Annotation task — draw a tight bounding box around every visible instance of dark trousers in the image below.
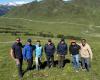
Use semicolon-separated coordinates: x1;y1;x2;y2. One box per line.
27;58;33;70
15;58;23;78
58;54;65;68
81;57;90;71
46;55;54;68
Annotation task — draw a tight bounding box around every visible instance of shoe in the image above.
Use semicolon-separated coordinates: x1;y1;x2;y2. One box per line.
75;70;79;73
82;69;86;71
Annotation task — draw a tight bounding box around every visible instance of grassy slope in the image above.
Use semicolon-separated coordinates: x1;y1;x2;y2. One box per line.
0;35;100;80
0;15;100;80
0;0;100;80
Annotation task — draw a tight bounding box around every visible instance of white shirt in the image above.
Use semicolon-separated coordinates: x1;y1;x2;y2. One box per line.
79;43;93;59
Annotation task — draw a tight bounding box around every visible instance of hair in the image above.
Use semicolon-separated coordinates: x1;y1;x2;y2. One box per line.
81;39;86;42
48;39;52;42
37;40;40;42
36;40;41;46
16;37;20;39
16;37;20;41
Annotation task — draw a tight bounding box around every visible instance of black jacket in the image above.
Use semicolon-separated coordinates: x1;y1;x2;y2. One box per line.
44;43;55;56
57;43;68;55
12;42;23;59
69;44;80;55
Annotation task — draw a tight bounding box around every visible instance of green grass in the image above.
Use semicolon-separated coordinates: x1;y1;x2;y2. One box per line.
0;36;100;80
0;16;97;36
0;1;100;79
0;16;100;80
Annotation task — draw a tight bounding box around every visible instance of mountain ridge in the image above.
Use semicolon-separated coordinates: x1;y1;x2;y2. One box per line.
4;0;100;20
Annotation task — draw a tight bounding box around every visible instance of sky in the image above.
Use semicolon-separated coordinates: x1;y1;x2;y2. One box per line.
0;0;70;4
0;0;34;4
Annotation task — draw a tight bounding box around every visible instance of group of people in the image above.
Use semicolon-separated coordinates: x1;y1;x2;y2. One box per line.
10;37;93;79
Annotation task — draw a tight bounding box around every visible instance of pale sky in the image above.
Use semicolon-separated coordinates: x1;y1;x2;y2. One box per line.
0;0;70;4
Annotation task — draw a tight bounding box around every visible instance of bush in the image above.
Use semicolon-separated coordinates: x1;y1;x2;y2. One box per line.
57;34;64;38
64;35;82;40
24;32;34;36
38;32;54;38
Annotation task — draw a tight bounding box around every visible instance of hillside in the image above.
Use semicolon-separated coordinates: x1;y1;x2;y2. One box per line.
0;0;100;36
5;0;100;19
0;1;100;80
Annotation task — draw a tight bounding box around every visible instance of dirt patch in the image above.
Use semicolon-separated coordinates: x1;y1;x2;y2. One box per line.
33;72;48;78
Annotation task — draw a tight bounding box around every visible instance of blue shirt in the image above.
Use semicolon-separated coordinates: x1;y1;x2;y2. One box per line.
23;44;35;60
35;45;43;58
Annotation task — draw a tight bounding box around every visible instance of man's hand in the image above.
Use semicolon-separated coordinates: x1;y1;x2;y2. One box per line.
15;59;20;65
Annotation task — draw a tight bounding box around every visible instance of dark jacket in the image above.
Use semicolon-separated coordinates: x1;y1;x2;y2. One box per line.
44;43;55;56
57;43;68;55
12;42;23;59
69;44;80;55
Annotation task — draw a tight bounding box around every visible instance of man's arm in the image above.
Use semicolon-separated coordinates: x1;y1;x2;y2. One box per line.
44;44;46;54
65;44;68;55
10;49;15;60
87;45;93;61
57;44;59;54
22;46;27;60
53;44;56;54
41;47;43;55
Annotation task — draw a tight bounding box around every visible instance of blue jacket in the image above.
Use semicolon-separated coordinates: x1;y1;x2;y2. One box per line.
44;43;55;56
35;45;43;58
57;43;68;55
22;44;35;60
69;44;80;55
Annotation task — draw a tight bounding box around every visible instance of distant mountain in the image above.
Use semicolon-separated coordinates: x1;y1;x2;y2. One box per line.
0;5;15;16
5;0;100;18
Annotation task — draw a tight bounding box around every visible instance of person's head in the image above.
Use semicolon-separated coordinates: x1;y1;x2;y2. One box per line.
71;40;76;45
27;38;32;45
16;37;21;43
60;38;65;44
70;39;76;45
81;39;86;46
48;39;52;45
36;40;41;46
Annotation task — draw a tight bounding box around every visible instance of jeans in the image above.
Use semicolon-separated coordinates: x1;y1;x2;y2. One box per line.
46;55;54;68
81;57;90;71
72;54;80;70
35;57;41;70
58;54;65;68
27;58;33;70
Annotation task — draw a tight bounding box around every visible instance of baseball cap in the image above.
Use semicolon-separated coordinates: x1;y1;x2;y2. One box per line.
27;38;32;42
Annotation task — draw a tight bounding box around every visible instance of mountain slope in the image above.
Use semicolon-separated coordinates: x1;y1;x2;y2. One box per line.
4;0;100;20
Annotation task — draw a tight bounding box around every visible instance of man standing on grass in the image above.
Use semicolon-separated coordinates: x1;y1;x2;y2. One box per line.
57;38;68;68
44;39;55;68
10;37;23;79
23;39;36;71
79;39;93;72
69;40;80;72
35;40;43;70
